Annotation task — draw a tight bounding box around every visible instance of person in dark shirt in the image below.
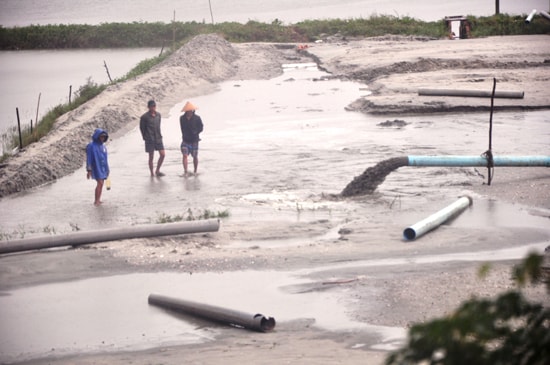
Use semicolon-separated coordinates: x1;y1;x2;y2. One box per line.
179;101;204;176
139;99;165;177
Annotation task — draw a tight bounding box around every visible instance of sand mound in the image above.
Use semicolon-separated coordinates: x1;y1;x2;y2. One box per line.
0;35;304;198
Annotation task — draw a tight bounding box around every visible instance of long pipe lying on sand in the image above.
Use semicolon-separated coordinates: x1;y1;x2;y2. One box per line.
148;294;276;332
0;219;220;255
418;88;524;99
403;196;472;240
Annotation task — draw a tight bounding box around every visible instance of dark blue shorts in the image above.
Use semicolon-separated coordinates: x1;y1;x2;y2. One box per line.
145;141;164;153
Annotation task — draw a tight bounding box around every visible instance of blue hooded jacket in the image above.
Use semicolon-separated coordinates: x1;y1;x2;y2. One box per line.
86;128;110;180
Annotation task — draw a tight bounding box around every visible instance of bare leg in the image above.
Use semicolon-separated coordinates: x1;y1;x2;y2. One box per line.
155;149;165;176
148;151;155;177
94;179;105;205
182;154;189;175
193;156;199;174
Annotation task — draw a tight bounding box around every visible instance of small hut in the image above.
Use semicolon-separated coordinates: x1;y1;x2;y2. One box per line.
444;16;472;39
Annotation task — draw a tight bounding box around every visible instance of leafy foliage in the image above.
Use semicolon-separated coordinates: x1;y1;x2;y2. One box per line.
1;14;548;50
385;252;550;365
469;13;550;37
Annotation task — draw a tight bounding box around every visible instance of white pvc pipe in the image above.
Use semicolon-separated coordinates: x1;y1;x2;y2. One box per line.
0;219;220;255
525;9;538;23
403;196;472;241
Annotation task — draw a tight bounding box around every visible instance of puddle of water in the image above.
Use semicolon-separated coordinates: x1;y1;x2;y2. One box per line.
1;239;546;363
0;62;548;245
0;270;402;363
392;195;550;235
228;223;344;249
452;197;550;230
298;241;549;275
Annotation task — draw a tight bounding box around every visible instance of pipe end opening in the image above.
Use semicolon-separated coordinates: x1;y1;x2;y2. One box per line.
261;316;276;331
254;314;276;332
403;228;416;241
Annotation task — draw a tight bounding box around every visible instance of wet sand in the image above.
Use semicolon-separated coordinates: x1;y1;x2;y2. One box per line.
0;34;549;364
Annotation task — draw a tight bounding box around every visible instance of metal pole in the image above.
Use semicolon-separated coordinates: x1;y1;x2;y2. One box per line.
486;78;497;185
148;294;276;332
418;88;524;99
0;219;220;255
407;155;550;167
403;196;472;240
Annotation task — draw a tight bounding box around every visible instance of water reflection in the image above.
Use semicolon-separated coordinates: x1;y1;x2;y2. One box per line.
0;48;160;133
184;176;202;191
0;270;404;363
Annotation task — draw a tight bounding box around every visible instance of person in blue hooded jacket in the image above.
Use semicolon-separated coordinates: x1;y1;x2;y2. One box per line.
86;128;110;205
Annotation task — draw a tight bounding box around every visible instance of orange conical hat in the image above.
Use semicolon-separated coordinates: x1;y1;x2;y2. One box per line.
181;101;198;112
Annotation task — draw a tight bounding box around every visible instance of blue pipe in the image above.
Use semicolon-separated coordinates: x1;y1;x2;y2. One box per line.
407;155;550;167
404;196;472;241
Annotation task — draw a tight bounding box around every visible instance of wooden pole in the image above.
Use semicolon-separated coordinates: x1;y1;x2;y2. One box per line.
103;60;112;83
16;107;23;149
69;85;72;104
495;0;500;15
209;0;214;25
172;10;176;50
35;92;41;127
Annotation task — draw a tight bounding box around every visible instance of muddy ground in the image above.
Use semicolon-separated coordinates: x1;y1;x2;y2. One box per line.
0;34;549;364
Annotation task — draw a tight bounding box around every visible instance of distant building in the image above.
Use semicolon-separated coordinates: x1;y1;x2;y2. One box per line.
444;16;472;39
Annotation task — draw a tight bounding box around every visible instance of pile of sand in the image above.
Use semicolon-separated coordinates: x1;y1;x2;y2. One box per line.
0;34;304;198
1;34;548;199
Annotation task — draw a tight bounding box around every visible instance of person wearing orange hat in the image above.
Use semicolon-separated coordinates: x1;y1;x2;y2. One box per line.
179;101;203;176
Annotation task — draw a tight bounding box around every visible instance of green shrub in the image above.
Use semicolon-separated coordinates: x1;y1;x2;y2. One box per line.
1;14;548;50
386;253;550;365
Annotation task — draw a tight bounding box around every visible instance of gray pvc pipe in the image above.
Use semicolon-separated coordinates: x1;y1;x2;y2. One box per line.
418;88;524;99
404;196;472;240
148;294;276;332
0;219;220;255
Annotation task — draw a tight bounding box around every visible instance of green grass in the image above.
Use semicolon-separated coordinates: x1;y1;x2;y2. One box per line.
155;209;230;224
1;14;547;50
